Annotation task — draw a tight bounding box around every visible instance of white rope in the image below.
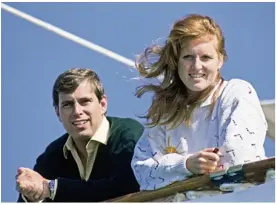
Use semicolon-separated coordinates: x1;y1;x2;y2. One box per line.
1;3;136;68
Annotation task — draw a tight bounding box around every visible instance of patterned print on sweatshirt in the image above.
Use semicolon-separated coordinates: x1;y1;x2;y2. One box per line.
131;79;268;190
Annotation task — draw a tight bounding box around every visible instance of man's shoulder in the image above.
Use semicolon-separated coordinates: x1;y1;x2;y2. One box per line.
108;116;144;131
43;133;69;156
107;116;144;142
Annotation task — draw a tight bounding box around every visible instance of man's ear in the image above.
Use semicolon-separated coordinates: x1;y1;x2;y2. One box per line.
55;106;62;122
100;95;108;115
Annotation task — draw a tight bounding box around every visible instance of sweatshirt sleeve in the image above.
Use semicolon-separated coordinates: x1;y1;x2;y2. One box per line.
217;79;268;169
131;125;193;190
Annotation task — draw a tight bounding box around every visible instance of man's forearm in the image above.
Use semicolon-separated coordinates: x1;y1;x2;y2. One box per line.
53;172;138;202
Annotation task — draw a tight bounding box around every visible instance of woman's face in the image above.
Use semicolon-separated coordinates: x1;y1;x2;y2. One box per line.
178;36;223;95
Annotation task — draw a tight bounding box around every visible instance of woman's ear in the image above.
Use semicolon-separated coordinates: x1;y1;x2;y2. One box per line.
217;55;224;71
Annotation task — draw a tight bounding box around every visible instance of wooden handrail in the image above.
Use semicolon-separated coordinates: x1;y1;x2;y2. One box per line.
107;157;275;202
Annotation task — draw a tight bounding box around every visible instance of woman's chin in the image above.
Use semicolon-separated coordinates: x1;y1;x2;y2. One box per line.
188;84;207;92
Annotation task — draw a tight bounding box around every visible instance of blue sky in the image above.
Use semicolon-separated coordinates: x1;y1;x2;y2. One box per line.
1;2;275;202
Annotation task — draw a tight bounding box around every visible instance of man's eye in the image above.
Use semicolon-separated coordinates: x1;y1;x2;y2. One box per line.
80;99;92;105
62;103;71;108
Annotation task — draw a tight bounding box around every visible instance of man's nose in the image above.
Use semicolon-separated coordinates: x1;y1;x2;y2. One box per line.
73;103;83;115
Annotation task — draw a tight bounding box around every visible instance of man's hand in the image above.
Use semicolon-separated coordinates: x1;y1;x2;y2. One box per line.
16;167;50;202
186;148;222;174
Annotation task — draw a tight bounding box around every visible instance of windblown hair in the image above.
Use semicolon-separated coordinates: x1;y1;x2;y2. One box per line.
136;14;227;129
52;68;104;108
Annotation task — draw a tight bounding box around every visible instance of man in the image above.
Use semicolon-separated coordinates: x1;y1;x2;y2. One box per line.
16;68;144;202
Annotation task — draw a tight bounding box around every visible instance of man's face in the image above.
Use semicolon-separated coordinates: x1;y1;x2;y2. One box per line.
56;80;107;141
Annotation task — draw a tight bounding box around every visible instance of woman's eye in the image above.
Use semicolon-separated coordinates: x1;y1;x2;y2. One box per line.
202;55;212;60
183;55;193;59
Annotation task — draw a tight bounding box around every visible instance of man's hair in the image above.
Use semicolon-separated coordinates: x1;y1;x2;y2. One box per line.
52;68;104;108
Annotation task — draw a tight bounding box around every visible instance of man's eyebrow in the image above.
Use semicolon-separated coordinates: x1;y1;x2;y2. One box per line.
61;99;74;104
78;97;93;101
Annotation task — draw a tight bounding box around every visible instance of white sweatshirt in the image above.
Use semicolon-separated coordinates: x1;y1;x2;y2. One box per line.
131;79;268;191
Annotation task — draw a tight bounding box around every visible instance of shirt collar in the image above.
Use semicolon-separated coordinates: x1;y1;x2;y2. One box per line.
63;116;110;159
200;79;226;107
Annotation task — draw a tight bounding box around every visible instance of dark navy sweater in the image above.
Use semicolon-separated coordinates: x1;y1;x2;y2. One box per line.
18;116;144;202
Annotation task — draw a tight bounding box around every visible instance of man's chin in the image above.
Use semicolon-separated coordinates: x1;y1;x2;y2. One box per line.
71;130;93;139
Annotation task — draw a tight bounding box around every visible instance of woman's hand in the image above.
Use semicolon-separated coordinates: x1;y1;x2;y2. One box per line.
186;148;221;174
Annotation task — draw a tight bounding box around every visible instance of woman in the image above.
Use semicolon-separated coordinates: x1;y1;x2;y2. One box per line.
131;14;268;191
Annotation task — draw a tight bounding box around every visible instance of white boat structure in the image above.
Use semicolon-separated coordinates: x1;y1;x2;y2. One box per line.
2;3;275;202
261;100;275;140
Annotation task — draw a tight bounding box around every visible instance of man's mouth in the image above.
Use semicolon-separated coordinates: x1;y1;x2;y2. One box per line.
72;119;89;125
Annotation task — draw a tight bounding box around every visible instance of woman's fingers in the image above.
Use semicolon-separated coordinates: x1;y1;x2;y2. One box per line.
187;150;222;174
200;151;220;162
198;157;217;172
203;147;223;156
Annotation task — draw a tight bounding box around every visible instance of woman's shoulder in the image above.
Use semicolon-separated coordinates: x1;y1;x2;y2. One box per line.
222;78;255;92
224;78;254;89
221;78;257;99
218;78;261;109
